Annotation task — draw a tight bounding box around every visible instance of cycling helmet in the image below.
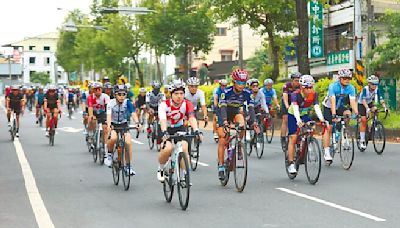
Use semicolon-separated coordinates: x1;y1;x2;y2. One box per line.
152;80;161;89
264;78;274;85
338;68;352;78
290;72;302;79
125;83;131;89
48;85;57;90
114;84;127;93
164;85;170;91
367;75;379;85
169;79;185;93
11;85;20;90
139;87;146;93
247;78;259;87
219;79;228;85
299;75;315;87
103;76;109;80
231;69;249;82
104;82;113;89
92;82;103;89
187;77;200;86
22;85;27;90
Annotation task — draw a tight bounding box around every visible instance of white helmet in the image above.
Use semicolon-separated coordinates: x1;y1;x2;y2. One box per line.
187;77;200;86
152;81;161;89
125;83;131;89
169;79;186;93
299;75;315;87
219;79;228;85
139;87;146;93
338;68;352;78
367;75;379;85
264;78;274;85
248;78;259;86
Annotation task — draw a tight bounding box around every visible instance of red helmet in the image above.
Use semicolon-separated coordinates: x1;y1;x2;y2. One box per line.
231;69;249;82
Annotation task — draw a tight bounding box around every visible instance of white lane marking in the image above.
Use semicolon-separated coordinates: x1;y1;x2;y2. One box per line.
14;138;55;228
131;139;144;145
276;188;386;222
191;160;209;167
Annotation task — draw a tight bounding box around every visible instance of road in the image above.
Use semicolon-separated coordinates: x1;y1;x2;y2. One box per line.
0;102;399;228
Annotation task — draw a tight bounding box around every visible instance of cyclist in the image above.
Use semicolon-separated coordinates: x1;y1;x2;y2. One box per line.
156;79;201;182
75;88;81;108
216;69;257;180
44;85;61;137
66;88;75;113
104;82;114;99
135;88;147;125
212;79;228;140
88;82;110;154
286;75;326;174
281;72;301;149
58;86;65;106
322;68;359;162
126;83;134;102
248;78;269;117
146;81;166;132
6;85;25;137
26;87;34;111
35;86;45;124
105;84;140;175
260;78;279;116
185;77;208;125
357;75;387;149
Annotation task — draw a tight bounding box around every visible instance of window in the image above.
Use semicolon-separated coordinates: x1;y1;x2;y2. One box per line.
215;27;227;36
29;57;36;64
220;50;233;61
325;23;353;54
29;46;35;51
44;57;50;65
44;46;50;51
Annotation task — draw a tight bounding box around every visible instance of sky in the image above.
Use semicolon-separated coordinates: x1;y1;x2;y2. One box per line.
0;0;92;45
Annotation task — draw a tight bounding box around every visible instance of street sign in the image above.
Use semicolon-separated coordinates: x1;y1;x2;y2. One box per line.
379;78;397;110
309;0;324;58
327;50;350;66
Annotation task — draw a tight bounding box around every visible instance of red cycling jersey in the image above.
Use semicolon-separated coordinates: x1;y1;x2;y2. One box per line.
87;93;110;113
158;99;195;127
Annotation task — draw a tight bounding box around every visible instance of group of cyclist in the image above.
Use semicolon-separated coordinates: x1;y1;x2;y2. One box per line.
3;67;387;184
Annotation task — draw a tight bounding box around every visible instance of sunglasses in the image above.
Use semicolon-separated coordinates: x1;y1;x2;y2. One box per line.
251;84;259;88
116;93;127;97
235;80;246;85
302;86;313;89
94;87;102;91
189;85;198;88
341;77;351;81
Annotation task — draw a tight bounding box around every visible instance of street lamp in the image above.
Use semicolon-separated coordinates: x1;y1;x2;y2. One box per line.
62;19;106;32
100;7;155;15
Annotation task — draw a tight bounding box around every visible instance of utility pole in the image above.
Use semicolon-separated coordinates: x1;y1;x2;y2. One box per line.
366;0;374;52
8;56;12;80
353;0;362;70
238;25;244;69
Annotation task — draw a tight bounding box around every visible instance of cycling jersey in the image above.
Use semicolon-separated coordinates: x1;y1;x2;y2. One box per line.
282;82;300;100
107;98;135;124
288;91;319;116
136;95;146;108
357;86;383;104
35;92;45;106
260;87;277;106
158;99;195;128
88;93;110;114
185;89;206;111
146;91;166;108
219;86;255;124
251;91;269;113
8;93;24;111
82;92;87;100
67;92;74;102
45;93;59;109
323;80;356;109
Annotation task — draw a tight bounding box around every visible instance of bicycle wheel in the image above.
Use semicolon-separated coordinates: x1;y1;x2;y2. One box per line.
281;136;288;153
190;138;200;171
98;130;105;165
10;121;15;141
163;162;174;203
255;123;265;159
372;121;386;155
304;137;321;185
49;129;55;146
177;152;190;210
234;140;247;192
112;151;120;185
92;133;98;163
244;129;253;156
339;129;354;170
355;123;366;152
220;148;230;186
265;118;274;144
121;144;131;191
148;125;155;150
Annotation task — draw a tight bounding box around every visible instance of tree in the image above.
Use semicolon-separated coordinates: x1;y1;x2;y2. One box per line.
246;47;272;81
367;10;400;78
31;72;51;85
295;0;310;75
210;0;296;81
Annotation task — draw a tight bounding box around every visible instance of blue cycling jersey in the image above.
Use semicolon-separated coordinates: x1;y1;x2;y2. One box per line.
323;80;356;109
68;93;74;102
219;86;254;108
260;87;277;105
357;86;383;104
35;92;45;105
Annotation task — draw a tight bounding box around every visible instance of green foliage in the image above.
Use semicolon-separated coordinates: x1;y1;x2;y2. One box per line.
272;82;285;100
199;84;219;106
246;48;269;80
31;72;51;85
381;111;400;129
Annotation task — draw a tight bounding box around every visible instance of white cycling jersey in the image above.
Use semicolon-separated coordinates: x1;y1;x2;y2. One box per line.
185;89;206;111
145;91;166;108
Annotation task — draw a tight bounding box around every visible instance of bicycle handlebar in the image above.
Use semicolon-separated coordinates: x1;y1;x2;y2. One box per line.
161;132;198;150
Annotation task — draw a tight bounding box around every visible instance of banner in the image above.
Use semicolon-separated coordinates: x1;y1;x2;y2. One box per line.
309;0;324;58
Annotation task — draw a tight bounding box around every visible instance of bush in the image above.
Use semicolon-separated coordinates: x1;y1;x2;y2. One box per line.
381;111;400;129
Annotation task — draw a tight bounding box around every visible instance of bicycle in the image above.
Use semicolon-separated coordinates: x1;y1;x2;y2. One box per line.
147;113;161;151
111;125;139;191
48;112;60;146
67;101;74;119
92;122;106;165
186;122;205;171
284;121;322;184
38;107;44;127
245;112;265;159
264;113;274;144
220;123;247;192
355;109;388;154
322;115;354;170
138;107;146;133
9;111;17;141
161;131;195;210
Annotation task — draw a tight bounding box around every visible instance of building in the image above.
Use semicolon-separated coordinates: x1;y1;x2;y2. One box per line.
4;32;67;84
287;0;400;78
189;22;264;81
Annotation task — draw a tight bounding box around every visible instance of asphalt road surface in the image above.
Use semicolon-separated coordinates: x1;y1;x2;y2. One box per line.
1;102;399;228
